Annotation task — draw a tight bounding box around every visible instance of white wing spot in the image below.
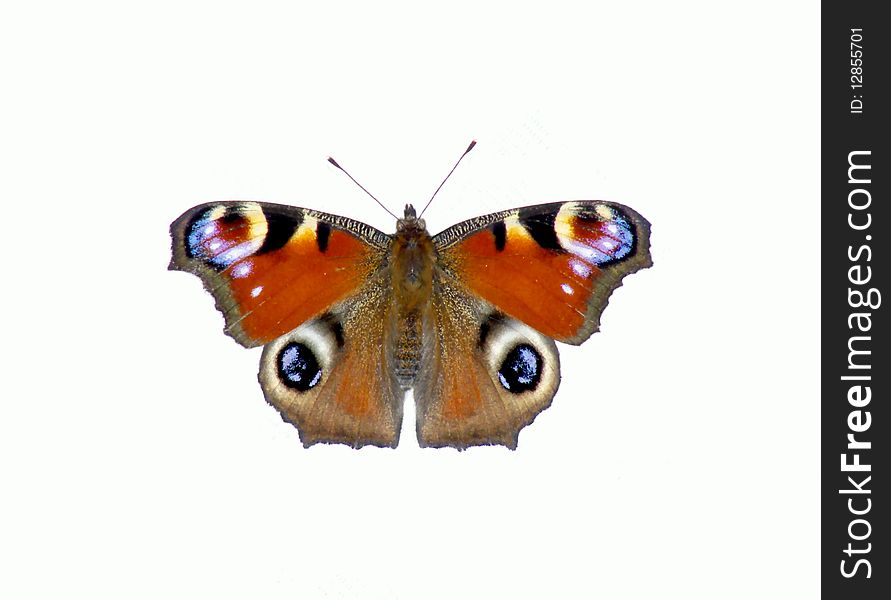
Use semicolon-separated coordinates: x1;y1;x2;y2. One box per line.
569;259;592;278
561;283;574;295
251;285;263;298
233;262;253;278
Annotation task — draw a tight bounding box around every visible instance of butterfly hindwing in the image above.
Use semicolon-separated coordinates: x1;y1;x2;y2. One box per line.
258;276;404;448
413;274;561;448
169;201;389;347
434;201;652;345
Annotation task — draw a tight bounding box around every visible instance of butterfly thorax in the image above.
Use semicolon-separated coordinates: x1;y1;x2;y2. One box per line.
391;205;435;313
390;204;436;386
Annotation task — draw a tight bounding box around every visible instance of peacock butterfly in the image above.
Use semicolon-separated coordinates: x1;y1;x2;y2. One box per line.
169;142;652;449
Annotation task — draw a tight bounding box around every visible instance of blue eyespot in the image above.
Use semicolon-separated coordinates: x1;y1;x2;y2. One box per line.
278;342;322;392
497;344;542;393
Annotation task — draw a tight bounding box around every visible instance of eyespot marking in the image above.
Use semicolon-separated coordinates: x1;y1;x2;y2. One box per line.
555;203;637;266
497;344;543;394
278;342;323;392
185;205;265;270
184;206;226;260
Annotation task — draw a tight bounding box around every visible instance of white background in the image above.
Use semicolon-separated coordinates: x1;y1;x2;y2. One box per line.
1;1;819;598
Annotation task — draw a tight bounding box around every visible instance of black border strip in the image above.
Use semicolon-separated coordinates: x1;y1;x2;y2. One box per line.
822;3;889;596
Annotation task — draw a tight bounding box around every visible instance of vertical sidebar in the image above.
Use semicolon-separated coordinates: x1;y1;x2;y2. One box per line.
822;2;889;597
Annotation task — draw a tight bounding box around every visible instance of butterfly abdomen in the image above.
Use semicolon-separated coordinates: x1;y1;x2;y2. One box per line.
393;310;424;388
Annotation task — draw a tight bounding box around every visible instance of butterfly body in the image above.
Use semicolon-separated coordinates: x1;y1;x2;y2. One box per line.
387;205;436;385
171;197;651;449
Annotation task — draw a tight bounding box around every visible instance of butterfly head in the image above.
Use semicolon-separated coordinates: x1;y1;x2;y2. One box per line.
396;203;427;233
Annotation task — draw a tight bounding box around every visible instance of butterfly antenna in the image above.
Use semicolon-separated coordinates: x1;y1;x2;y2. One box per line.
327;156;399;220
418;140;477;219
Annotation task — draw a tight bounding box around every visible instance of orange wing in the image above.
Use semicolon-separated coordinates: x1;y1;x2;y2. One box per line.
435;201;652;344
170;202;389;347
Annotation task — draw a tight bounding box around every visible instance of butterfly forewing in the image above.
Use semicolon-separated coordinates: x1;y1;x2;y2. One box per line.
169;201;389;347
434;201;652;345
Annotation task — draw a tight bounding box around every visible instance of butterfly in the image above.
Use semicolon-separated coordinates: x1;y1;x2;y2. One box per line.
169;145;651;449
